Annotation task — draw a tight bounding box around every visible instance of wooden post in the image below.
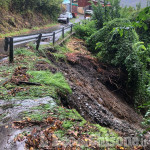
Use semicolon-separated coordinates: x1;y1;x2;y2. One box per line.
62;27;64;38
53;32;55;45
36;33;42;50
9;37;14;63
71;24;73;33
4;37;9;51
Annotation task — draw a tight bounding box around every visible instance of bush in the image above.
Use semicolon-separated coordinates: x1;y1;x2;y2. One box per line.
74;20;97;40
87;18;150;106
0;0;10;9
131;7;150;46
0;0;62;21
91;0;121;29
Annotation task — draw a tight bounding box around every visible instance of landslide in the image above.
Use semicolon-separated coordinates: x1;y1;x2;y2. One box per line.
0;8;53;34
47;38;143;136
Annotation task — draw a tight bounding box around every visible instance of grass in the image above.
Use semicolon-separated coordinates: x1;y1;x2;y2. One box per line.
0;23;58;38
52;44;70;61
0;41;120;149
0;113;7;120
27;71;72;94
0;46;71;100
23;102;118;147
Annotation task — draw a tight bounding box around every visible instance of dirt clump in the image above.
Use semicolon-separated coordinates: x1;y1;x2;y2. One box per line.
66;37;90;55
35;61;57;73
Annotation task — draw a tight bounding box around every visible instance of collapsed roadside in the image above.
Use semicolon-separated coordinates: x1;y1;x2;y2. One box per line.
0;37;149;149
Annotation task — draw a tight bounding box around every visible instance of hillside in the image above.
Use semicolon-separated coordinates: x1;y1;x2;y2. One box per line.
0;37;148;149
0;0;61;34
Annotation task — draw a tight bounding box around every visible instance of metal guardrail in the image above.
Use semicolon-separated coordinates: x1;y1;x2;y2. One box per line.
4;24;73;63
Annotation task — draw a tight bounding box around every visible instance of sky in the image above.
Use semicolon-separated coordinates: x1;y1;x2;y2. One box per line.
120;0;148;8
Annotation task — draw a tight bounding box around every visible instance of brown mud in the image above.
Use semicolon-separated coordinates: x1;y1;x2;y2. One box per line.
47;38;143;135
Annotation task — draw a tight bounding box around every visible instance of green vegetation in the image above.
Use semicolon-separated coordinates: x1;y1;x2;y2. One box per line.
0;46;71;100
74;20;97;40
131;7;150;46
92;0;120;29
27;71;72;93
86;18;150;108
0;113;7;120
52;44;70;61
21;102;119;149
0;0;62;20
0;23;57;38
74;2;150;132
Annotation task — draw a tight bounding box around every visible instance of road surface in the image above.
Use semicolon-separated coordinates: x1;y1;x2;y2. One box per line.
0;15;84;58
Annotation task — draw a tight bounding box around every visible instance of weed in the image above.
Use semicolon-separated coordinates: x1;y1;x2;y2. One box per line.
27;70;72;94
51;44;70;61
0;23;58;38
54;130;65;138
53;53;66;61
15;86;56;99
27;112;47;121
14;48;35;56
0;113;7;120
62;120;74;129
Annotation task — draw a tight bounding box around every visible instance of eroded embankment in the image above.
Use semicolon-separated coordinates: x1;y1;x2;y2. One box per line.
47;38;143;135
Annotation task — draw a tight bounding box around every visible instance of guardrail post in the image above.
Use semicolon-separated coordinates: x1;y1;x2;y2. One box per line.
53;32;55;45
36;33;42;50
70;24;73;33
9;37;14;63
4;37;9;51
62;27;64;38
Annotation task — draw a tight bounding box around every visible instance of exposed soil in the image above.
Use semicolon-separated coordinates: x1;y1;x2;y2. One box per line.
35;61;57;73
0;9;53;34
0;37;150;149
47;38;143;135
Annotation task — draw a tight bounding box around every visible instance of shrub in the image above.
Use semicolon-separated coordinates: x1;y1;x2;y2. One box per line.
91;0;121;29
92;0;104;29
74;20;97;40
0;0;10;9
1;0;62;21
87;18;150;106
131;7;150;46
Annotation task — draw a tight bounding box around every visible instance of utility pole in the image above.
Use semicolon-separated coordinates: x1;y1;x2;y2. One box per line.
104;0;106;21
70;0;72;13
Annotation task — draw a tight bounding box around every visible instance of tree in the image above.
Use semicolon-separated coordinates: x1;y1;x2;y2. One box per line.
92;0;121;29
92;0;104;29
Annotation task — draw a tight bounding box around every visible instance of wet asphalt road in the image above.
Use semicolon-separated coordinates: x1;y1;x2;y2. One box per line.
0;15;84;57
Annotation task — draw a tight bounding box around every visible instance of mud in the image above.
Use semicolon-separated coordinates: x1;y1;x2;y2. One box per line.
47;38;143;136
35;61;57;73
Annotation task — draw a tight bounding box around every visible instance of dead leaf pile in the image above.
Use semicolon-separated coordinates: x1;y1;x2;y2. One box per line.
10;66;30;84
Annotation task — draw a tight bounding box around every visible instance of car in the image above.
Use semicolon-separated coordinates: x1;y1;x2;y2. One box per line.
84;10;93;20
58;12;73;24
